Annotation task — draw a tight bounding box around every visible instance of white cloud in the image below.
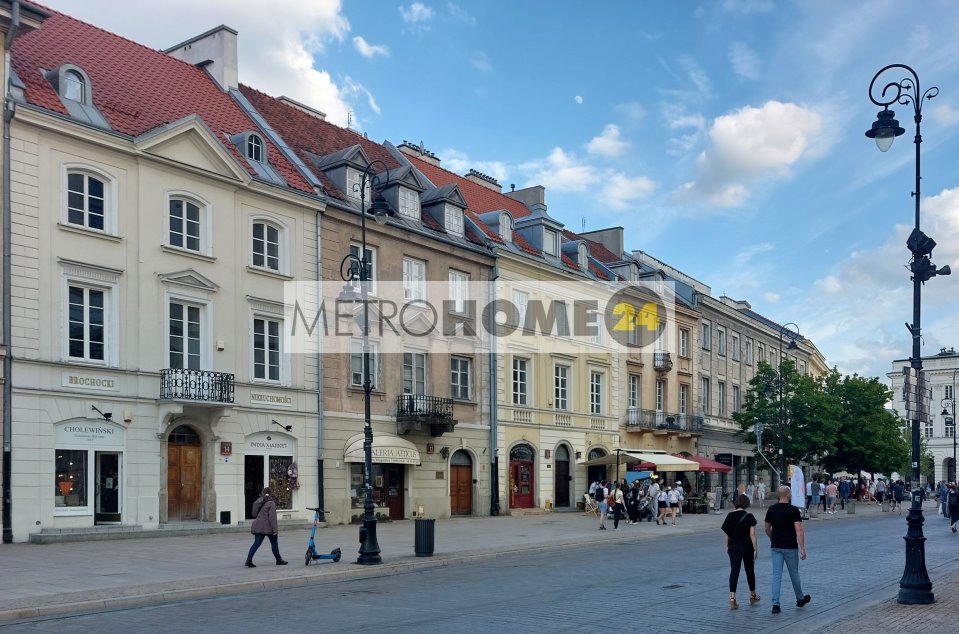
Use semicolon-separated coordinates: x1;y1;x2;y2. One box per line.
587;124;630;157
471;51;492;73
763;292;781;303
520;147;599;193
930;103;959;127
399;2;434;27
616;101;645;122
600;174;656;210
729;42;760;81
721;0;774;13
678;101;823;207
341;77;381;115
353;36;389;58
439;148;509;183
41;0;365;127
446;2;476;25
662;103;706;155
574;95;584;104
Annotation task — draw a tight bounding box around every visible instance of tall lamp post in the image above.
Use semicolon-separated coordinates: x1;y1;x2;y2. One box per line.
340;159;395;565
866;64;950;605
778;323;799;489
939;368;959;483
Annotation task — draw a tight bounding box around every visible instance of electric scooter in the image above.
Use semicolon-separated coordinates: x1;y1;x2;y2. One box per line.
304;507;342;565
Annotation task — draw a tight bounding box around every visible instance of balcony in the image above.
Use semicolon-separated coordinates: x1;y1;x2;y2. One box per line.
624;408;702;433
653;352;673;372
160;369;235;404
396;394;457;437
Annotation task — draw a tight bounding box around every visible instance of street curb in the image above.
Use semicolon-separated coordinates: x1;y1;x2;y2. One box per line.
0;503;905;624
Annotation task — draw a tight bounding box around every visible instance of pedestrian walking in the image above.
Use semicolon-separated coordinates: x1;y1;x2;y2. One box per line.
764;485;811;614
610;483;626;530
667;486;680;525
838;479;849;510
746;482;755;504
676;481;686;517
722;494;760;610
948;483;959;533
811;479;820;511
939;481;950;518
595;480;609;529
627;480;641;525
756;480;766;507
656;487;669;525
245;487;288;567
825;481;838;514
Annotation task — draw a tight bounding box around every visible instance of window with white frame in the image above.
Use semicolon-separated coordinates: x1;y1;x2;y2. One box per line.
655;379;665;411
168;300;203;369
500;214;512;242
947;422;956;438
67;285;106;363
169;197;202;252
403;351;426;395
701;322;711;350
799;361;807;375
733;385;741;413
252;317;281;382
554;364;569;410
349;243;376;293
512;357;529;406
62;69;87;103
757;344;765;363
680;384;689;415
449;269;469;314
67;171;106;231
246;134;264;163
769;349;776;364
731;334;740;360
629;374;640;409
717;329;726;356
924;422;934;439
577;244;588;269
445;204;465;237
512;289;529;329
346;167;371;203
398;187;421;220
590;371;604;415
679;328;690;358
349;340;379;389
718;382;726;417
745;340;753;364
701;377;710;414
543;228;558;256
554;301;570;337
251;221;281;271
948;385;955;400
451;356;471;400
402;257;426;302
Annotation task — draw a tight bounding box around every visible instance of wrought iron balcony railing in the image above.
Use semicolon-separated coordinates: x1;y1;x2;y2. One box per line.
396;394;456;436
624;407;702;432
653;352;673;371
160;368;235;404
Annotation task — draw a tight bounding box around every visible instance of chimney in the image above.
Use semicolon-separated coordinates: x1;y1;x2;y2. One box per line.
464;169;501;192
504;185;546;214
398;140;441;166
580;227;624;257
165;25;238;91
278;96;326;120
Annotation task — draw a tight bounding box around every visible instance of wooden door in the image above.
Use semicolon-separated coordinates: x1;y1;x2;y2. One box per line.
510;461;534;508
554;460;570;507
168;444;201;521
384;465;404;520
450;465;473;515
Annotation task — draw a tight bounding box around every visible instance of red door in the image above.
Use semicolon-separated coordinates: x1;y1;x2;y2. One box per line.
509;444;536;508
451;465;473;515
384;465;405;520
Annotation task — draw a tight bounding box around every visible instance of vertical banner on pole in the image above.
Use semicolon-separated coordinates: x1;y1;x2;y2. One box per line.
790;465;805;510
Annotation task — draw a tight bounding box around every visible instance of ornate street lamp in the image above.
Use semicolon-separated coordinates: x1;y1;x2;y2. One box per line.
866;63;948;605
778;323;799;489
340;159;395;565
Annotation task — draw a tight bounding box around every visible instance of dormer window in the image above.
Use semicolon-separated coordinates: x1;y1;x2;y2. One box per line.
500;214;512;242
246;134;263;162
543;228;558;256
399;187;421;221
578;244;588;270
445;203;464;237
346;167;371;203
63;70;86;103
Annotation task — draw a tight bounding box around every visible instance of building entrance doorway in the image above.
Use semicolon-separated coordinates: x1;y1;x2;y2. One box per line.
554;445;571;507
586;448;607;487
450;450;473;515
95;451;121;524
509;444;535;508
167;425;201;521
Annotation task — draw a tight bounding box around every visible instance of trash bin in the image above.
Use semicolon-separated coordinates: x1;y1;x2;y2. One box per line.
847;500;856;514
414;518;435;557
219;511;231;525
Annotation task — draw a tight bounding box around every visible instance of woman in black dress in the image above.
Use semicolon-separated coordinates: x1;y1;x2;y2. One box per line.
626;481;641;524
721;494;760;609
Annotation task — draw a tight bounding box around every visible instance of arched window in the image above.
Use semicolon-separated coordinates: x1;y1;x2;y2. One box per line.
510;444;535;462
555;445;570;461
500;213;512;242
246;134;263;163
63;70;86;103
451;450;472;466
169;197;203;252
588;448;606;461
251;221;281;271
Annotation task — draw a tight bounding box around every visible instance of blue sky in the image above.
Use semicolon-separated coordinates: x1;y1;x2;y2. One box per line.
45;0;959;380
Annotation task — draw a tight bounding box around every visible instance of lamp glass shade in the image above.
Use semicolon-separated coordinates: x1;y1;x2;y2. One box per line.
875;134;895;152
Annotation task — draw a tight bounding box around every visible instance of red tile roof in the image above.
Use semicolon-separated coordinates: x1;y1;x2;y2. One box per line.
11;7;313;193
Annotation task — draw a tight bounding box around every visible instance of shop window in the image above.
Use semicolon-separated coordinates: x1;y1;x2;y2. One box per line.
269;455;294;511
55;449;88;507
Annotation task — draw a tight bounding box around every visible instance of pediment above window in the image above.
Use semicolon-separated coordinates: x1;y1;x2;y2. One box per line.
158;268;219;293
307;144;371;172
135;115;250;183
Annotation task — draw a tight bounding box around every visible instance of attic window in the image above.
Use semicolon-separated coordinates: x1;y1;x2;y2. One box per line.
500;214;512;242
543;228;558;256
63;70;86;103
246;134;263;162
398;187;421;220
578;244;588;270
445;203;464;237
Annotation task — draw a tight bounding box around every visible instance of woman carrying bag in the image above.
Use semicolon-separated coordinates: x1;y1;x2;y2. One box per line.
245;487;288;567
721;494;760;609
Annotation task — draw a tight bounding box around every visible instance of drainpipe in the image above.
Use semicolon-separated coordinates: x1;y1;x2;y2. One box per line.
314;209;325;520
2;0;21;544
488;254;499;516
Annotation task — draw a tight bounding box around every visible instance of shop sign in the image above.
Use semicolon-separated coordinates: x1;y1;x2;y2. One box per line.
250;392;294;407
371;446;419;464
55;422;125;448
61;372;119;392
246;432;294;456
716;453;734;467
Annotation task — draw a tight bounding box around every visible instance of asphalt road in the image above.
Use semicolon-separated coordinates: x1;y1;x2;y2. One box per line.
4;508;958;633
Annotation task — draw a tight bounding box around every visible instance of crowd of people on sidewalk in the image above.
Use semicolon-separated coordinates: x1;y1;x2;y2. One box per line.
588;478;688;530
